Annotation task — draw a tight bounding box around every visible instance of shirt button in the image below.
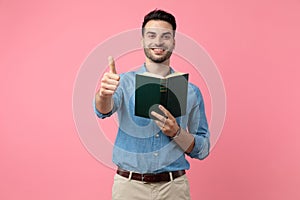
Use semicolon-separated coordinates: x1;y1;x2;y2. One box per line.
153;152;158;156
155;134;159;138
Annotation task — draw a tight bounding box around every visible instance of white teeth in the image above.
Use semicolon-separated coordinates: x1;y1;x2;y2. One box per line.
152;48;164;54
151;48;165;51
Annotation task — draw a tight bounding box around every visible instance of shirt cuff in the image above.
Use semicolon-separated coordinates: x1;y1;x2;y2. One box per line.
187;135;210;160
93;100;113;119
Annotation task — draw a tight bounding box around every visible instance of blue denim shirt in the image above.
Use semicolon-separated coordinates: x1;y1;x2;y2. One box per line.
94;65;210;173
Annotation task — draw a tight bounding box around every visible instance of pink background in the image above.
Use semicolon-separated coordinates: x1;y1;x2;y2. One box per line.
1;0;300;199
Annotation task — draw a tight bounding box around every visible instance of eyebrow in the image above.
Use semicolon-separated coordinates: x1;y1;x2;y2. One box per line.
162;32;172;36
145;31;173;36
146;31;157;35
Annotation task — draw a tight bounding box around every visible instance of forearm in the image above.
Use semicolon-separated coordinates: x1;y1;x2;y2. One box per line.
95;91;114;114
172;128;195;153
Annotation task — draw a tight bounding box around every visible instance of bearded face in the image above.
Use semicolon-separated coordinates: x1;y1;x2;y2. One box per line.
142;21;175;64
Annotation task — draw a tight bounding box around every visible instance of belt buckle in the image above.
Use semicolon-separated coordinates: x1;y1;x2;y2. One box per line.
141;174;153;182
141;174;145;182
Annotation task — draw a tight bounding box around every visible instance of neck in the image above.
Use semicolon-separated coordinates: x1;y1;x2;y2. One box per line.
145;59;170;77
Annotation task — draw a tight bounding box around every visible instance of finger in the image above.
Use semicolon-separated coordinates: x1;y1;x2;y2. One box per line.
105;72;120;81
151;111;166;122
101;82;118;91
158;105;172;119
99;88;115;96
103;78;119;86
108;56;117;74
102;74;120;85
153;119;165;129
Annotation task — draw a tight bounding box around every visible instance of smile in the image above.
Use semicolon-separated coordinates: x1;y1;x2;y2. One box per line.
150;48;166;54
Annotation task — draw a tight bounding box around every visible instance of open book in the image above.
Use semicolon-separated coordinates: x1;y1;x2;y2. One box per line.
135;72;189;118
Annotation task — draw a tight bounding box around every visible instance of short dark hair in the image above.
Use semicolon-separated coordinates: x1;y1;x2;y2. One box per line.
142;9;177;36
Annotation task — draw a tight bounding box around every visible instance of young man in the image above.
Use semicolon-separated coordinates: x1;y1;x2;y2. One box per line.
94;9;210;200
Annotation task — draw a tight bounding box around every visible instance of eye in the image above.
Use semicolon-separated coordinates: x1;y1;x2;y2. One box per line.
162;34;172;40
147;33;156;39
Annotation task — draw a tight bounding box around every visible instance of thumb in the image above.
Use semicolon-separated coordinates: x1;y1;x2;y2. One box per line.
108;56;117;74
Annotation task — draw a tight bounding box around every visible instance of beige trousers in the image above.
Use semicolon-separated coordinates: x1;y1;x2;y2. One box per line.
112;173;191;200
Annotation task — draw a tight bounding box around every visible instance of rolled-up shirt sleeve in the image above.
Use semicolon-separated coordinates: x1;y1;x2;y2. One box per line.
187;86;210;160
93;102;113;119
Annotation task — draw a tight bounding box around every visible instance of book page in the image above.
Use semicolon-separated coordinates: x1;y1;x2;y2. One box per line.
140;71;187;79
165;72;187;78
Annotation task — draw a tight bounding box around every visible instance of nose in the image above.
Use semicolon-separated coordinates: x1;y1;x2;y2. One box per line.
153;36;163;46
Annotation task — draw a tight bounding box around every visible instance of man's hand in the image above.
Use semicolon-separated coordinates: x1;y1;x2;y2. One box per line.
95;56;120;114
151;105;180;137
98;56;120;97
151;105;195;153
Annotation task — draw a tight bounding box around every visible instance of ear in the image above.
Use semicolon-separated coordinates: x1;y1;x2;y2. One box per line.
172;38;176;50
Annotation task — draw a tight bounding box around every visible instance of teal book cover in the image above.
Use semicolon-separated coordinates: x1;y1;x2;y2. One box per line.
135;72;189;118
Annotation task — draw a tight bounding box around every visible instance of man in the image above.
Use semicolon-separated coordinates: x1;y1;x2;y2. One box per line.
94;9;210;200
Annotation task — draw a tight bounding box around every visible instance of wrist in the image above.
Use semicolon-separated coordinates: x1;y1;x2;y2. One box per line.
170;128;195;153
170;126;181;139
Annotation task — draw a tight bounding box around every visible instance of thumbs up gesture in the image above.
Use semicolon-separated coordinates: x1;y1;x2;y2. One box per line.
98;56;120;97
108;56;117;74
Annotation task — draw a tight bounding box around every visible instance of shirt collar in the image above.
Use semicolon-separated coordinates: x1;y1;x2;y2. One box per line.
136;63;175;74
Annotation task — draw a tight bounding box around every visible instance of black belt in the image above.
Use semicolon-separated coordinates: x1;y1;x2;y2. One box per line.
117;168;186;183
